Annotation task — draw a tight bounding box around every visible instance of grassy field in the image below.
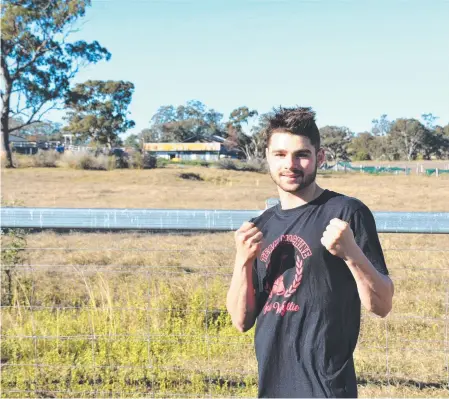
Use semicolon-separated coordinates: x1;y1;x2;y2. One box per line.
1;166;449;398
1;165;449;211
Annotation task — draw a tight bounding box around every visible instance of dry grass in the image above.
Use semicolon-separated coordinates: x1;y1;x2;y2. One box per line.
1;166;449;211
2;231;448;398
1;166;449;398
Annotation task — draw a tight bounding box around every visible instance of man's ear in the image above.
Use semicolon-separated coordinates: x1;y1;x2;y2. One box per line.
317;147;326;167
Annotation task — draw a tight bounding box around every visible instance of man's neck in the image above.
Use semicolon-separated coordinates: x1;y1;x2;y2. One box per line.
278;182;324;210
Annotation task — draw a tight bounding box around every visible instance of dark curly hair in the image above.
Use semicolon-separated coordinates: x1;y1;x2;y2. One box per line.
266;106;320;151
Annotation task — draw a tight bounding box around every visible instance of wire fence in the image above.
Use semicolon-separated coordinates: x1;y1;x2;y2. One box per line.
323;161;449;177
1;224;449;398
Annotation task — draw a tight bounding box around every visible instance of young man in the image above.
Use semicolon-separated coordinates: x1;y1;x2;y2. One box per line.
226;107;394;398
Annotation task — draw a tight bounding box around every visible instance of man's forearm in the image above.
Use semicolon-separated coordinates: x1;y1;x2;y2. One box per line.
344;246;394;317
226;259;257;332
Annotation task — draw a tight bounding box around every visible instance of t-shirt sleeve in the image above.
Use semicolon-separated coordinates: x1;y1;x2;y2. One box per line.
350;205;389;275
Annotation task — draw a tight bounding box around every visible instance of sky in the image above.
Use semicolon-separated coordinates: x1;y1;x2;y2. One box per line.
46;0;449;135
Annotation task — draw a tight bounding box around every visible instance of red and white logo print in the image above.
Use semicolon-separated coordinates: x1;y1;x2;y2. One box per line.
260;234;312;316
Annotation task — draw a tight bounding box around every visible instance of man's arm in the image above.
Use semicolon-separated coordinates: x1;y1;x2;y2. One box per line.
321;218;394;318
226;222;263;332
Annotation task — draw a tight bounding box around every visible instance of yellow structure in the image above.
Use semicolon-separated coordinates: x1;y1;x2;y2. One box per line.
143;143;221;152
143;142;222;161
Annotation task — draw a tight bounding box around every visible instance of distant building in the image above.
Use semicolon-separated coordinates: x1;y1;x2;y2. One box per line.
143;135;241;161
9;134;38;155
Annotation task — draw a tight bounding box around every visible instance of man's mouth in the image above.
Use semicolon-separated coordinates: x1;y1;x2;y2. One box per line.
282;173;302;178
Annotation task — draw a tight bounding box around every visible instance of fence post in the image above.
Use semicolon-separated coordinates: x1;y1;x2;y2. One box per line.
436;168;439;177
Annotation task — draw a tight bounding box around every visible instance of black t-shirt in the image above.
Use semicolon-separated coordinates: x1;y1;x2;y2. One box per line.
249;190;388;398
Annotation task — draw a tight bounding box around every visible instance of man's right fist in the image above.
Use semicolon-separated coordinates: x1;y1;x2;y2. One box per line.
234;222;263;263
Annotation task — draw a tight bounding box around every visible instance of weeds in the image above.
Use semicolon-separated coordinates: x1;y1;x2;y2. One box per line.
216;158;267;173
59;152;112;170
0;229;28;306
1;231;448;398
32;150;60;167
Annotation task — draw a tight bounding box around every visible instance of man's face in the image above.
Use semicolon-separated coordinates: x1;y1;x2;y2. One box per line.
266;132;324;194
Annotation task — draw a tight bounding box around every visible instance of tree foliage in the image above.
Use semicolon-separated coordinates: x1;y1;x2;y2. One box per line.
224;106;259;158
371;114;392;136
147;100;224;142
63;80;135;148
388;119;427;161
142;103;449;162
1;0;110;166
319;126;353;161
123;134;141;151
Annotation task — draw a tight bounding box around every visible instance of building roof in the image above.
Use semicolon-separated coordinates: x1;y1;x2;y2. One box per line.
9;134;29;142
182;134;226;143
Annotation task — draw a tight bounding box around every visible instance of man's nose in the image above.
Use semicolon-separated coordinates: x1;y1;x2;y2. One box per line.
283;154;296;169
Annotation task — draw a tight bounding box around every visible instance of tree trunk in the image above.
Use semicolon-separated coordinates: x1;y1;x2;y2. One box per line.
1;99;14;168
1;53;14;168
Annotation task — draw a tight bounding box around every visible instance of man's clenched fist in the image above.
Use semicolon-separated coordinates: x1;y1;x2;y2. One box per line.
235;222;263;264
321;218;358;261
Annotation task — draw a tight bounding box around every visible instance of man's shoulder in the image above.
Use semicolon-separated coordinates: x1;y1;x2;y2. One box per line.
324;190;371;218
249;206;277;228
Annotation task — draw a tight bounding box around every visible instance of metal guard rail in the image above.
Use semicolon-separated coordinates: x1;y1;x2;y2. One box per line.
1;202;449;234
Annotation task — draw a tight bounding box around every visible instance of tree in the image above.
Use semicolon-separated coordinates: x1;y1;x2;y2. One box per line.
319;126;353;161
203;108;225;137
13;119;61;137
224;106;258;158
147;100;225;142
123;134;141;151
388;118;426;161
139;127;160;143
371;114;392;136
420;125;449;160
63;80;135;149
349;132;374;160
421;113;439;129
1;0;110;167
443;124;449;138
348;132;392;161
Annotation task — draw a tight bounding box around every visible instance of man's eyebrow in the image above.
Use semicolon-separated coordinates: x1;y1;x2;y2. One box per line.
294;149;312;154
287;149;313;154
270;149;312;154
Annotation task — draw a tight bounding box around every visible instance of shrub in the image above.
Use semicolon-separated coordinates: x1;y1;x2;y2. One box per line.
216;158;239;171
143;154;158;169
156;157;169;168
0;229;27;306
128;151;143;169
175;159;210;167
112;155;128;169
59;152;112;170
351;151;371;161
32;150;60;167
216;158;267;173
239;158;268;173
5;154;33;168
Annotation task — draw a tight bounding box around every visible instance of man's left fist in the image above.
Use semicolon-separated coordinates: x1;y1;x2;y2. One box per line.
321;218;357;261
